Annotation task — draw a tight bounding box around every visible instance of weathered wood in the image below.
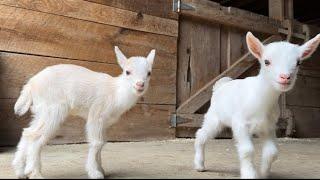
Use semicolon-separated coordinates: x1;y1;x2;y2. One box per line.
269;0;285;21
287;106;320;138
86;0;178;20
286;75;320;108
176;125;232;138
177;35;282;114
180;0;281;35
0;0;178;37
0;52;176;105
0;99;175;146
0;4;177;71
177;17;221;106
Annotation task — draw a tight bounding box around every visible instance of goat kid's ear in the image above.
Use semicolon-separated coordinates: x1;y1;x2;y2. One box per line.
299;34;320;60
246;32;264;60
146;49;156;66
115;46;127;69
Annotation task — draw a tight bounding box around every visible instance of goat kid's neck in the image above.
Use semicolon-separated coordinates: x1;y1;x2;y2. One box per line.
255;71;282;105
114;74;140;106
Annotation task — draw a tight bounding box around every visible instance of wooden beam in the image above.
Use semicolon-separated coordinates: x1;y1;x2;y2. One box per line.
179;0;281;35
86;0;178;20
177;35;282;114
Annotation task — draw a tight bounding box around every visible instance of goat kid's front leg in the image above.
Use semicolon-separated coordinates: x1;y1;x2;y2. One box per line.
194;113;223;172
233;123;258;179
260;130;278;178
86;118;106;179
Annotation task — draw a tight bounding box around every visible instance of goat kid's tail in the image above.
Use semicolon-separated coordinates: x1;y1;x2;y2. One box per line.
14;83;32;116
212;77;232;91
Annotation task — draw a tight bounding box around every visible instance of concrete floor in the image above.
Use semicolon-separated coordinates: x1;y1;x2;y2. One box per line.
0;138;319;179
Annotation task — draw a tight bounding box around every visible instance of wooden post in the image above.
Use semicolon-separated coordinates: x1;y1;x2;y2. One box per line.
269;0;294;20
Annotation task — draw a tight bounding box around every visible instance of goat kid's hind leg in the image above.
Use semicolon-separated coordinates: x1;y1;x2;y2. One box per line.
194;113;223;172
260;130;278;178
24;105;67;178
12;115;46;179
232;122;258;179
86;118;106;179
12;134;29;178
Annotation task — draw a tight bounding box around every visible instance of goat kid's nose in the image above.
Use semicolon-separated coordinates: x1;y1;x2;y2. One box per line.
279;73;291;80
136;81;145;88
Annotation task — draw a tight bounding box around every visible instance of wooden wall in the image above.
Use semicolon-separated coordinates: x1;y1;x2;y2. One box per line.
286;34;320;137
0;0;178;145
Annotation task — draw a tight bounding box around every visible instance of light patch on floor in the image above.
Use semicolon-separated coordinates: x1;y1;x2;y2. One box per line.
0;138;319;179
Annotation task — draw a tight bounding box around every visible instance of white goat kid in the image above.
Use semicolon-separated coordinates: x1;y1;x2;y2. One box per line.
194;32;320;178
12;46;156;179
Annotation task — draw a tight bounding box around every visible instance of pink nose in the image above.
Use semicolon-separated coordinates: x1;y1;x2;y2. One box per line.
136;81;144;88
280;74;291;80
279;74;290;83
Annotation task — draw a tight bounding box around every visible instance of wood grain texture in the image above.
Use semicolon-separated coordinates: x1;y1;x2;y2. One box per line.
0;52;176;105
0;99;175;146
0;0;178;37
287;106;320;138
286;75;320;108
86;0;178;20
180;0;281;35
0;4;177;71
177;17;221;106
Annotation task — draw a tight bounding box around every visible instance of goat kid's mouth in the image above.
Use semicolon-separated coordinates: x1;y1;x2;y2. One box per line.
277;81;291;86
134;86;145;94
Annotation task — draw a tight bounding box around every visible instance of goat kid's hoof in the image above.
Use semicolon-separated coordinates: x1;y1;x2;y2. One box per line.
88;170;105;179
27;172;44;179
13;169;27;179
194;165;205;172
241;171;258;179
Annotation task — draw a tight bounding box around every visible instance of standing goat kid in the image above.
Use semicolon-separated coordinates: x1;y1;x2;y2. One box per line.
194;32;320;178
12;46;156;179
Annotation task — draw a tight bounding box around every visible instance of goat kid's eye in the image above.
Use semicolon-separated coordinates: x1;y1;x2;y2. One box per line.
126;70;131;75
297;61;302;66
264;60;271;66
147;71;151;77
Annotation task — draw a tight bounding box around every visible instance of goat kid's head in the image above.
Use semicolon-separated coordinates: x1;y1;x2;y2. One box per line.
115;46;156;96
246;32;320;92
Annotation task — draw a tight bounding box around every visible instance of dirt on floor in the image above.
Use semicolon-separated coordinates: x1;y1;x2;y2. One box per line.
0;138;319;179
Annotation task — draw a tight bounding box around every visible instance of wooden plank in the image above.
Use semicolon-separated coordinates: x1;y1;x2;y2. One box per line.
268;0;285;21
177;35;282;114
177;18;192;106
268;0;294;20
177;17;221;106
176;125;232;138
0;0;178;37
220;26;229;72
286;75;320;108
86;0;178;20
0;99;175;146
180;0;281;35
287;106;320;138
0;52;176;105
0;4;177;71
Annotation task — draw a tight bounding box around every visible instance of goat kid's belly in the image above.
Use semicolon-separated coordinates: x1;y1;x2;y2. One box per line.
213;104;276;135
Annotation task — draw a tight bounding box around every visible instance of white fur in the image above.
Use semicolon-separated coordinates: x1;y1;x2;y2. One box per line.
12;46;156;179
194;32;320;178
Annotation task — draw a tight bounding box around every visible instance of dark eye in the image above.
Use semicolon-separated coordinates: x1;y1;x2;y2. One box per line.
264;60;271;66
126;70;131;75
147;71;151;77
297;61;302;66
